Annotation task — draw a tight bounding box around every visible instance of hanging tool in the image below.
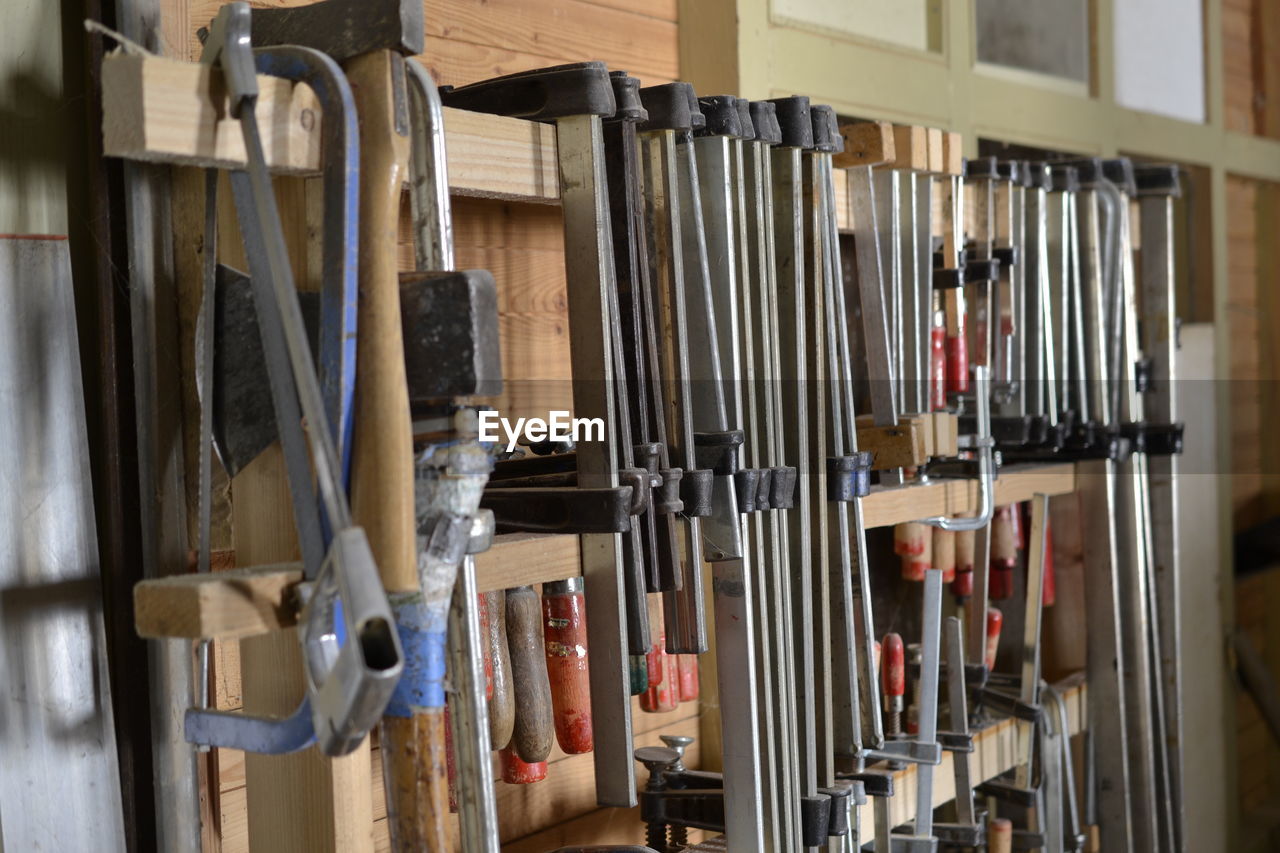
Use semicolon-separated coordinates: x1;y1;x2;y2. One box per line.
186;2;403;757
1136;163;1187;853
543;578;593;754
690;92;767;842
441;62;639;806
484;589;516;751
501;745;548;784
635;82;712;656
507;585;556;764
745;98;802;848
767;95;827;846
933;617;982;849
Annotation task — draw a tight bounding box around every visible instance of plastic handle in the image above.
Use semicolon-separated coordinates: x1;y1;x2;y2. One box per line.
542;584;593;754
505;586;554;762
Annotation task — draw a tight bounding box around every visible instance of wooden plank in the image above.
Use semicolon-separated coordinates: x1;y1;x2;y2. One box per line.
834;120;896;168
439;103;560;203
926;127;944;174
1257;0;1280;139
134;564;302;639
942;130;964;176
855;417;927;470
425;0;679;84
861;463;1077;529
101;52;321;174
886;124;929;172
132;534;583;641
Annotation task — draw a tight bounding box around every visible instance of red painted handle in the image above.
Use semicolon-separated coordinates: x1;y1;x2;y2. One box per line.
930;323;947;410
881;633;905;698
641;595;677;712
985;607;1003;670
952;526;976;600
1043;517;1056;607
988;817;1013;853
499;746;547;784
894;522;931;581
477;593;494;701
945;332;969;394
989;505;1018;600
542;579;593;755
677;654;699;702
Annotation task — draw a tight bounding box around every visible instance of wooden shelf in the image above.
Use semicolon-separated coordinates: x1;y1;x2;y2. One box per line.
133;463;1074;641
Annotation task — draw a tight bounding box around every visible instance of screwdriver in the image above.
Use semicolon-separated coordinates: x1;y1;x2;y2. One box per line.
482;590;515;752
505;586;554;763
542;578;593;754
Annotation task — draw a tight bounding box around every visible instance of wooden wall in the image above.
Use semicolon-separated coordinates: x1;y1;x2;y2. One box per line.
1227;175;1280;532
156;0;686;850
1224;0;1280;139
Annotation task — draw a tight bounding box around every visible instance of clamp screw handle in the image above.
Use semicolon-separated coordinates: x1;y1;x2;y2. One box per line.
634;745;679;789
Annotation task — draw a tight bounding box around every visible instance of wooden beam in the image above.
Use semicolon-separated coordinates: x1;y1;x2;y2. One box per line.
856;416;928;470
101;52;321;174
887;124;929;171
834;120;896;168
926;126;944;174
133;533;582;641
134;564;301;640
942;130;965;177
861;463;1077;529
102;52;561;203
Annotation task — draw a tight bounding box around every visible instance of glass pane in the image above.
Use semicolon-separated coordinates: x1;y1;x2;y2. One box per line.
1114;0;1206;123
975;0;1090;83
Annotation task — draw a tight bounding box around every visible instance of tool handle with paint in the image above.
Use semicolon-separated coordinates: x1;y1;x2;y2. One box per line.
989;504;1018;600
985;607;1003;671
894;521;932;581
988;817;1013;853
676;655;699;702
932;527;956;583
641;594;678;712
881;633;905;730
930;315;947;410
952;525;976;600
1043;516;1056;606
483;590;515;750
542;578;593;754
478;592;494;701
499;745;548;784
506;586;555;763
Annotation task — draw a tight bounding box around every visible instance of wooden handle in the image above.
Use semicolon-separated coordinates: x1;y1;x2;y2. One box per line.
894;521;931;581
1043;517;1056;607
542;581;593;755
346;50;442;853
478;593;494;701
932;527;956;584
484;590;515;751
990;504;1018;600
499;746;547;784
506;586;555;763
930;323;947;410
641;594;677;713
988;817;1013;853
985;607;1003;671
676;655;699;702
344;50;415;591
380;712;453;850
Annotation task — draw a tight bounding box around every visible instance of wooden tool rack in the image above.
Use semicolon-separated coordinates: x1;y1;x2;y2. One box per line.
107;51;1087;852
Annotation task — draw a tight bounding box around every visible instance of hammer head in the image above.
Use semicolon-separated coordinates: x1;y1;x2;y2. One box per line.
244;0;424;61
